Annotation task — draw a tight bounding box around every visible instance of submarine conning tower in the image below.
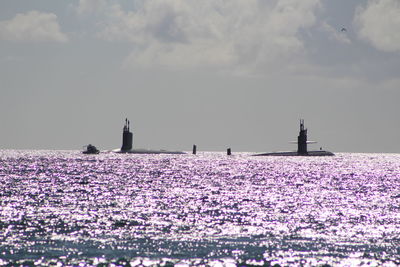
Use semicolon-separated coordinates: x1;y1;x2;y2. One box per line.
297;119;308;155
121;118;133;151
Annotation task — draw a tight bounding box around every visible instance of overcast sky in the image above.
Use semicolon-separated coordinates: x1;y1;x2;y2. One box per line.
0;0;399;153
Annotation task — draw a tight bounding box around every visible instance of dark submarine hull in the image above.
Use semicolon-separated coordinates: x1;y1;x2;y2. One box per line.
253;150;334;156
115;148;186;155
118;119;186;154
253;120;335;156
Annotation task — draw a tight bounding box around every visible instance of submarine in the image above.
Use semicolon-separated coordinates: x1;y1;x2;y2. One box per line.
82;144;100;154
253;120;334;156
116;119;186;154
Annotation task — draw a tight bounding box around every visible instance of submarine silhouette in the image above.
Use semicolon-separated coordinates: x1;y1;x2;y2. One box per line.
116;119;185;154
253;120;334;156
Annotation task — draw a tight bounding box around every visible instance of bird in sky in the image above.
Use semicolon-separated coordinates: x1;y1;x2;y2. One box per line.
341;27;347;32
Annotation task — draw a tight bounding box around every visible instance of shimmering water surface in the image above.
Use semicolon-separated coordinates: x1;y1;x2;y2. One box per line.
1;150;400;266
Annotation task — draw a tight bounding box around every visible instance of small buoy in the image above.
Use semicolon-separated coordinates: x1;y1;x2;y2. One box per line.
227;148;231;155
192;144;197;155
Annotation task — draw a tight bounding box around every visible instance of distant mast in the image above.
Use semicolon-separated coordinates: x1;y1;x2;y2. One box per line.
121;118;133;151
297;119;308;155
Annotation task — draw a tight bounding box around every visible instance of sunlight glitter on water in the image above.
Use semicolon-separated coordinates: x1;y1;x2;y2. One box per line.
0;150;400;266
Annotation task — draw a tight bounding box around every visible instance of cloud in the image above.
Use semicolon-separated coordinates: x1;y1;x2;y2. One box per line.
0;11;68;43
77;0;107;15
320;22;351;44
355;0;400;52
84;0;321;71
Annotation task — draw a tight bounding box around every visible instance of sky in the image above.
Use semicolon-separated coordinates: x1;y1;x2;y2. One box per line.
0;0;399;153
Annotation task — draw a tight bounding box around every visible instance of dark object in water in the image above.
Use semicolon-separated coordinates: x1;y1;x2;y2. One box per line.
121;118;133;152
254;150;334;156
83;144;100;154
253;120;334;156
118;118;186;154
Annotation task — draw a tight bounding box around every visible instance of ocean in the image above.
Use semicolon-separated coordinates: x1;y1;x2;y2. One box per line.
0;150;399;266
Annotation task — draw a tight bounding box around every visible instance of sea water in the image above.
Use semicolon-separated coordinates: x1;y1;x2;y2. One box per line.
0;150;399;266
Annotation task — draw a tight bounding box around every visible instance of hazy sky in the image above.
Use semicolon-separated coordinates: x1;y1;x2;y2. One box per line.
1;0;399;153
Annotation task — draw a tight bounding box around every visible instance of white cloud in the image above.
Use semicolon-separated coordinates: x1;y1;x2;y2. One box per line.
86;0;321;71
355;0;400;52
0;11;68;43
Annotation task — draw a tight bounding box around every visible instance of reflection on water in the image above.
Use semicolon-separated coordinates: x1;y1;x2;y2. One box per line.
0;150;400;266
